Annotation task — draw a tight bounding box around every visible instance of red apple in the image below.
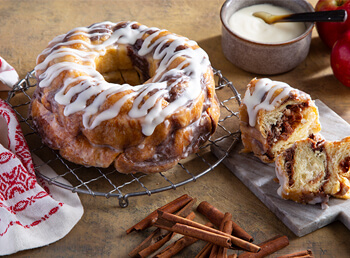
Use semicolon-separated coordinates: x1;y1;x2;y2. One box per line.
331;30;350;87
315;0;350;48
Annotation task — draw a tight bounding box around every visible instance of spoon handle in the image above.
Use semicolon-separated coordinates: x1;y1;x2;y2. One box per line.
281;10;347;23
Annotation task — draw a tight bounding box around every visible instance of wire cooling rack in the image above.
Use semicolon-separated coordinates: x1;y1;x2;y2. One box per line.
6;68;241;207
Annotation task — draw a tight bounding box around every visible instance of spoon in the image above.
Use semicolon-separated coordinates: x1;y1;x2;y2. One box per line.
253;9;347;24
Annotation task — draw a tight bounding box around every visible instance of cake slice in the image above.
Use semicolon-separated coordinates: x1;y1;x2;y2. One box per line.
276;135;350;205
239;78;321;163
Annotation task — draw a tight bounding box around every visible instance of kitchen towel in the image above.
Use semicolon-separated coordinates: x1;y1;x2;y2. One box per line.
0;57;19;91
0;57;84;255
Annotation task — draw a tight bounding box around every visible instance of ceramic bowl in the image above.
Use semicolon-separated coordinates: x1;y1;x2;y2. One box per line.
220;0;314;75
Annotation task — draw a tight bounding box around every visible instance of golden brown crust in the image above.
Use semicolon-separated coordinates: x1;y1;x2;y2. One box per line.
324;137;350;199
30;21;220;174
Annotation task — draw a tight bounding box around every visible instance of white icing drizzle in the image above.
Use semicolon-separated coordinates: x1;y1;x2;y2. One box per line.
243;78;293;127
35;21;210;136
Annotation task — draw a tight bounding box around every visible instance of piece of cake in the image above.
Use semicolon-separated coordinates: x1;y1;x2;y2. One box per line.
239;78;321;163
276;135;350;206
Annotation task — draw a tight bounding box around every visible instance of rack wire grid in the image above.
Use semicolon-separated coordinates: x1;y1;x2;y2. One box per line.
6;68;241;207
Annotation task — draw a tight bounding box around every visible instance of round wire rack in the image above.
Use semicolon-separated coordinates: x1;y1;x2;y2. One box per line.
6;68;241;207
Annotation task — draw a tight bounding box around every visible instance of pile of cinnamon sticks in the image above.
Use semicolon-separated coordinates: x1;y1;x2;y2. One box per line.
126;194;313;258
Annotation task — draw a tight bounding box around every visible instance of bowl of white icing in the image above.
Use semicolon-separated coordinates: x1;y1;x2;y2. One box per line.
220;0;314;75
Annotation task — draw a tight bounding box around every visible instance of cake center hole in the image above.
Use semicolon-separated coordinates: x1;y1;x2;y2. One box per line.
95;47;150;86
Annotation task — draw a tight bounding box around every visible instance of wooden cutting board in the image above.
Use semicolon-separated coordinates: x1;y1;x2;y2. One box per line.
211;100;350;237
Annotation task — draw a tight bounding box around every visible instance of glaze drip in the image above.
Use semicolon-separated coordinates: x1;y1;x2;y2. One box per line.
243;78;293;127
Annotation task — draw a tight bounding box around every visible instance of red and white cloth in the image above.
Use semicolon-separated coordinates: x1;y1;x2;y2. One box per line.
0;57;19;91
0;58;83;255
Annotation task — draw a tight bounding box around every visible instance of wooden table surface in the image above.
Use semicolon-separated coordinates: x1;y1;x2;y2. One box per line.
1;0;350;257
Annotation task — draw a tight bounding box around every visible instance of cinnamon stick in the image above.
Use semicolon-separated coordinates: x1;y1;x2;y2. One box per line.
195;243;213;258
276;249;313;258
210;212;232;258
228;254;238;258
129;199;197;257
158;222;232;249
238;235;289;258
154;222;213;258
155;210;260;253
197;201;224;227
128;227;169;257
126;194;193;234
154;234;198;258
137;212;196;258
197;201;253;242
137;230;174;258
217;220;234;258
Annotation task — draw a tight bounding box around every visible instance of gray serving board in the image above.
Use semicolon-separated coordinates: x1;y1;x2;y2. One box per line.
211;100;350;237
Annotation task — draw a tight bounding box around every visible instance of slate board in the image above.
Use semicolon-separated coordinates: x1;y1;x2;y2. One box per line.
211;100;350;237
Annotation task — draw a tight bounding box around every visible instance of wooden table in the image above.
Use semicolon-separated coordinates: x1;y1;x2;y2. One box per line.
1;0;350;257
